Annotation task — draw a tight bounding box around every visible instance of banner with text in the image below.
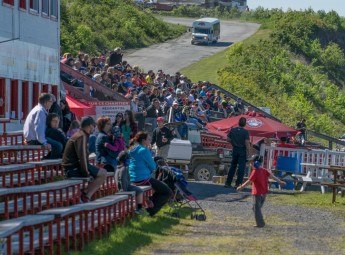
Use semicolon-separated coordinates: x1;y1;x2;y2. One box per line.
88;101;130;122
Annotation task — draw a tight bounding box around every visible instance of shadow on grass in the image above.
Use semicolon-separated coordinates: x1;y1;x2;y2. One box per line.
69;208;191;255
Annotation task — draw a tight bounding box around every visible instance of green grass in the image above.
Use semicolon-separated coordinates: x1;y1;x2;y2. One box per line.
67;207;192;255
269;189;345;216
67;190;345;255
181;28;271;84
180;48;228;84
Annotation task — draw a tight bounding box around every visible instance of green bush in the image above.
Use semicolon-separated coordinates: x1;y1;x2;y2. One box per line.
61;0;185;54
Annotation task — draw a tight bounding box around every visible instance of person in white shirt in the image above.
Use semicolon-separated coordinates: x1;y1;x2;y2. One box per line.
24;93;62;158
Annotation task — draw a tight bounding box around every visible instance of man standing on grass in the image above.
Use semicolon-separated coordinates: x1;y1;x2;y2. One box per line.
224;117;252;189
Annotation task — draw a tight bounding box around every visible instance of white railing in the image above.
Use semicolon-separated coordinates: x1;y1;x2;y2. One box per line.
262;145;345;175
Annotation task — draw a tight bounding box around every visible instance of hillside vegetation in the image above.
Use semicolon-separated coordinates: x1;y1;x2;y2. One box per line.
60;0;185;54
218;9;345;137
175;7;345;137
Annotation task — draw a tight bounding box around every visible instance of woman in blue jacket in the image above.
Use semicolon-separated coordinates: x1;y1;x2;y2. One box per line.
129;131;172;217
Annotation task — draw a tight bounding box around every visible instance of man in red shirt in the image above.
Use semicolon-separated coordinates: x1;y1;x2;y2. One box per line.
237;156;286;228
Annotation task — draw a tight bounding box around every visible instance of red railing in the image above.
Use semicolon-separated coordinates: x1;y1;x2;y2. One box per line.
60;63;129;102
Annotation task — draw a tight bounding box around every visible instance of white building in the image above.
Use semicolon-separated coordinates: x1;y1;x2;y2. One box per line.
0;0;60;120
217;0;247;10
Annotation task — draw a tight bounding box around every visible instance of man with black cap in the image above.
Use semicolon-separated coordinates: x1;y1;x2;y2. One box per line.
62;116;107;203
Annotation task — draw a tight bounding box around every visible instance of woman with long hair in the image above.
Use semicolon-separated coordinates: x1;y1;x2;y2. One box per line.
60;99;76;133
128;131;172;217
113;112;123;128
121;110;138;147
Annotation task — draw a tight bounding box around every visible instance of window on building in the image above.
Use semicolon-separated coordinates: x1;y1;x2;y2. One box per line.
30;0;39;13
50;0;58;19
3;0;14;5
19;0;26;9
42;0;49;16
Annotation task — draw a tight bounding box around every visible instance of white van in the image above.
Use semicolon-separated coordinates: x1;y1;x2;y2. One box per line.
191;18;220;45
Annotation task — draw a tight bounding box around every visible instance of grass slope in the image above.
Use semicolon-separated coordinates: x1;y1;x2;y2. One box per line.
181;28;272;85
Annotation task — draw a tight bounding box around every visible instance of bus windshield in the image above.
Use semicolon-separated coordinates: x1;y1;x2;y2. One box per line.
193;28;210;34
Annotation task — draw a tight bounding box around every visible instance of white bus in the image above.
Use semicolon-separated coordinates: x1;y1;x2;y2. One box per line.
191;18;220;45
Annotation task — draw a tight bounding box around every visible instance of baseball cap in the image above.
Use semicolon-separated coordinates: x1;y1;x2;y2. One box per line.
237;97;242;101
80;116;96;128
172;101;179;105
156;117;164;122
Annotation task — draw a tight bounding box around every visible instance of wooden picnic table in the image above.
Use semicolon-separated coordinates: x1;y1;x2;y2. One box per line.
321;165;345;203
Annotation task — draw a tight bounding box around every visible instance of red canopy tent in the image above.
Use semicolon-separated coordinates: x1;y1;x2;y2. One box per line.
66;95;95;118
206;112;297;142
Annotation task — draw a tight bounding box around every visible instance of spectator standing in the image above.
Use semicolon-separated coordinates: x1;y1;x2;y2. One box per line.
296;119;307;145
237;156;286;227
62;116;107;203
108;48;123;67
60;99;76;134
131;95;145;131
151;117;173;159
129;132;172;217
145;98;164;130
224;117;252;188
121;110;138;147
49;94;63;129
24;93;53;149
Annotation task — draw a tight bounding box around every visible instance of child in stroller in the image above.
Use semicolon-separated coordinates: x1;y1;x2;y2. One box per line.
154;156;206;221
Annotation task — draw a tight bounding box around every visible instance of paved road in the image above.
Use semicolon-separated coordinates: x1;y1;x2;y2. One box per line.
124;17;260;74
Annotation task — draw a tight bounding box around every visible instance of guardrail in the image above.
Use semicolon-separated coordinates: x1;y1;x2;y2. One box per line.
62;82;98;102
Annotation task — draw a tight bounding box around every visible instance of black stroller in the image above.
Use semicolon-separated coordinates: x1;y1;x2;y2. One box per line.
154;157;206;221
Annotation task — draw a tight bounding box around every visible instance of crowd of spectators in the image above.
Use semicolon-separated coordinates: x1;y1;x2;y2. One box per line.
21;50;252;211
60;49;249;139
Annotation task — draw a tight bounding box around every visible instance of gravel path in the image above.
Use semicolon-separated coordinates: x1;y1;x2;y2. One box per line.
150;181;345;255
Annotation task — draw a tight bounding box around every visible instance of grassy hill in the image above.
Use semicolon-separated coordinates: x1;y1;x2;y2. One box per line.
60;0;185;54
182;8;345;138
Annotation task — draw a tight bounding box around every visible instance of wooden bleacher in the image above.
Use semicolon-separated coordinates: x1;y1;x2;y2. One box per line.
0;143;153;255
